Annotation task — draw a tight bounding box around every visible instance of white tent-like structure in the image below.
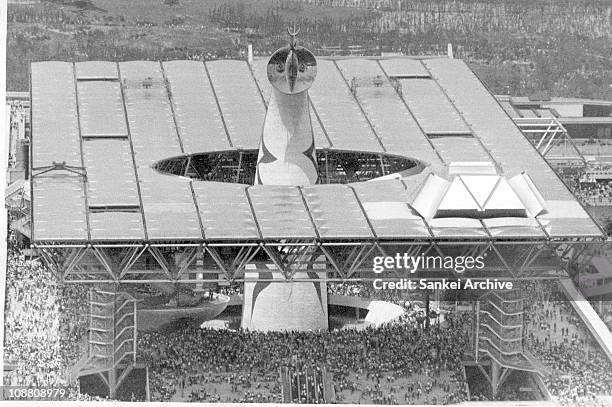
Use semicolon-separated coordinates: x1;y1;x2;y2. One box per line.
412;163;547;221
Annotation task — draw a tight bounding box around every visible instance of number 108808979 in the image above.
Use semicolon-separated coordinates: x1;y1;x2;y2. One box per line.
2;387;70;401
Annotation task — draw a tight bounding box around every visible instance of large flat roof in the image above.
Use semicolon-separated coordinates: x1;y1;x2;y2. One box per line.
29;57;603;244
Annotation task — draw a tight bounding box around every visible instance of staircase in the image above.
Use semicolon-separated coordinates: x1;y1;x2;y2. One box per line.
6;179;31;238
66;289;138;398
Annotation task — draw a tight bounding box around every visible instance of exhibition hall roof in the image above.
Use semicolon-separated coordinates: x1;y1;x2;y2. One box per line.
29;57;603;245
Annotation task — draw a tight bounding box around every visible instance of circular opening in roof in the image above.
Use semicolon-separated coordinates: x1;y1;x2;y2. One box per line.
154;150;423;184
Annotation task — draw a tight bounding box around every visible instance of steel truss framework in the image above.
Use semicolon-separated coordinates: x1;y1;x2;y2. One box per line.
33;238;601;284
515;117;585;164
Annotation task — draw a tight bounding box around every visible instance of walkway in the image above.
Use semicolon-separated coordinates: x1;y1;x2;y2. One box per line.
558;279;612;362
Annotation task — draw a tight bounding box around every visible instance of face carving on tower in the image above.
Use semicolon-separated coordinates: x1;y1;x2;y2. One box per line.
267;28;317;95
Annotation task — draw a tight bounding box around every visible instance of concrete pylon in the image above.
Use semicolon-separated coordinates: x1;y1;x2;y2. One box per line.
241;271;328;332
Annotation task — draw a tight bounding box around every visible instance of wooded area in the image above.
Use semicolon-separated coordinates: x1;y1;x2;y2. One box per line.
7;0;611;99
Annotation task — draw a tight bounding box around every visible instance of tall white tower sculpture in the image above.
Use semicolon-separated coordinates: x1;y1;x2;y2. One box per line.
255;27;318;186
242;29;328;332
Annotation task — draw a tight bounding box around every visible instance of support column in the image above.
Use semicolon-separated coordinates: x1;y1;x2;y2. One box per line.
241;271;328;332
491;360;500;396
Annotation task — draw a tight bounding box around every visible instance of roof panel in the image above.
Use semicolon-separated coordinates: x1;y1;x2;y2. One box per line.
31;62;81;168
352;178;412;202
423;59;568;198
77;81;127;137
400;171;433;203
460;175;500;207
119;61;182;164
378;58;431;78
138;168;202;240
82;139;140;207
75;61;118;80
301;185;372;239
411;174;450;220
484;178;525;211
119;60;162;80
429;217;488;238
367;217;430;239
336;58;384;78
399;78;471;135
192;182;259;240
250;58;272;102
247;185;316;240
118;62;202;240
335;59;442;166
32;176;88;241
423;58;601;237
483;218;545;238
163;61;230;153
541;217;603;238
249;59;330;148
31;62;88;241
499;100;520;118
429;136;490;163
437;178;479;211
309;59;382;152
89;212;145;241
205;60;265;149
30;58;601;244
351;179;431;239
539;200;603;238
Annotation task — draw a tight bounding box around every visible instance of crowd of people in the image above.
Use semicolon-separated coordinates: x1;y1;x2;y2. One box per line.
5;215;612;406
524;281;612;407
559;164;612;207
327;281;421;307
218;283;243;297
573;180;612;206
138;308;471;404
3;232;90;394
7;101;27;171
